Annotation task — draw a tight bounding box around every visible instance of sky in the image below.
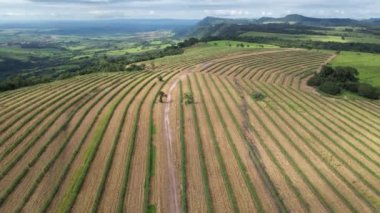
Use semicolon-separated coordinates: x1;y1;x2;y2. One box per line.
0;0;379;21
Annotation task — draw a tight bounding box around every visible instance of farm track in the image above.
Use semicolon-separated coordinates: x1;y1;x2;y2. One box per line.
123;71;179;212
0;48;379;212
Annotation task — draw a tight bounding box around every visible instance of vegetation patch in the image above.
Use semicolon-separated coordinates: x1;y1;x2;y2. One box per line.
125;63;146;72
252;92;267;101
331;51;380;87
308;65;380;99
147;204;157;213
179;81;188;213
184;92;194;104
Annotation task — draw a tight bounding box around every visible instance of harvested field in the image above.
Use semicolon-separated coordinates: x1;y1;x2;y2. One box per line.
0;46;379;212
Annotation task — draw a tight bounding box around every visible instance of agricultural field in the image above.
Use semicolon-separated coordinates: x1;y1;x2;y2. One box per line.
0;29;176;79
0;43;379;213
206;40;278;48
240;30;380;44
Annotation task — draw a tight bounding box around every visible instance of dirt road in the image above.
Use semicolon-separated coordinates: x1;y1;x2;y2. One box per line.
163;71;190;213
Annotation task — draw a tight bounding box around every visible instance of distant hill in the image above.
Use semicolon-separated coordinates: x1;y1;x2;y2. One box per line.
256;14;361;26
197;16;256;26
188;16;256;38
189;14;380;38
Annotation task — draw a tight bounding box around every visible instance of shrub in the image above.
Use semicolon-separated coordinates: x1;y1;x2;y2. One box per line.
343;82;359;93
252;92;266;101
184;93;194;104
319;81;341;95
332;66;359;82
319;66;335;78
307;75;322;86
358;83;380;99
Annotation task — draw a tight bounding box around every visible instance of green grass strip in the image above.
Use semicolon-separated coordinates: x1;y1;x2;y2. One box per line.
142;71;174;213
90;72;163;213
290;87;380;151
240;80;356;212
205;74;287;212
0;75;101;146
116;71;178;213
57;72;157;212
0;74;121;181
281;85;380;181
9;75;127;211
12;75;133;213
226;78;334;212
191;74;239;212
0;77;86;124
252;81;377;211
215;75;310;211
39;72;149;212
186;76;214;213
265;83;380;197
179;81;188;213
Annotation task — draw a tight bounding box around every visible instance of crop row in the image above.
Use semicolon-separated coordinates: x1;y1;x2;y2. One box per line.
0;72;146;211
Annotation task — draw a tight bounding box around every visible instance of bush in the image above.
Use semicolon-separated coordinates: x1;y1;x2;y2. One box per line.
343;82;359;93
319;66;335;78
184;93;194;104
332;66;359;82
319;81;341;95
318;66;358;83
358;83;380;99
252;92;266;101
307;75;322;86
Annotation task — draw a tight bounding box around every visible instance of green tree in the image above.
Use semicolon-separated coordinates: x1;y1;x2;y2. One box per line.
319;81;341;95
358;83;380;99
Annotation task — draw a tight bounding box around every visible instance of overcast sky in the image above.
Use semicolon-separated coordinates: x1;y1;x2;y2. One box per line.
0;0;379;20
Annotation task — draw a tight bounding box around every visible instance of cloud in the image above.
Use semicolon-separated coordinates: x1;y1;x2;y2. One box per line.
203;9;249;17
28;0;161;3
0;0;379;20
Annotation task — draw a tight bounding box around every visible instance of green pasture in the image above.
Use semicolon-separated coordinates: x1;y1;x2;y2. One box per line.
331;51;380;87
241;31;380;44
207;40;278;48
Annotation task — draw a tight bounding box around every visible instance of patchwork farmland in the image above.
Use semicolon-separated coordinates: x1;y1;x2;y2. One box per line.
0;45;379;213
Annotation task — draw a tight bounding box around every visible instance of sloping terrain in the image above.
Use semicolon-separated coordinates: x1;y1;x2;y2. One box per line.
0;45;379;212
